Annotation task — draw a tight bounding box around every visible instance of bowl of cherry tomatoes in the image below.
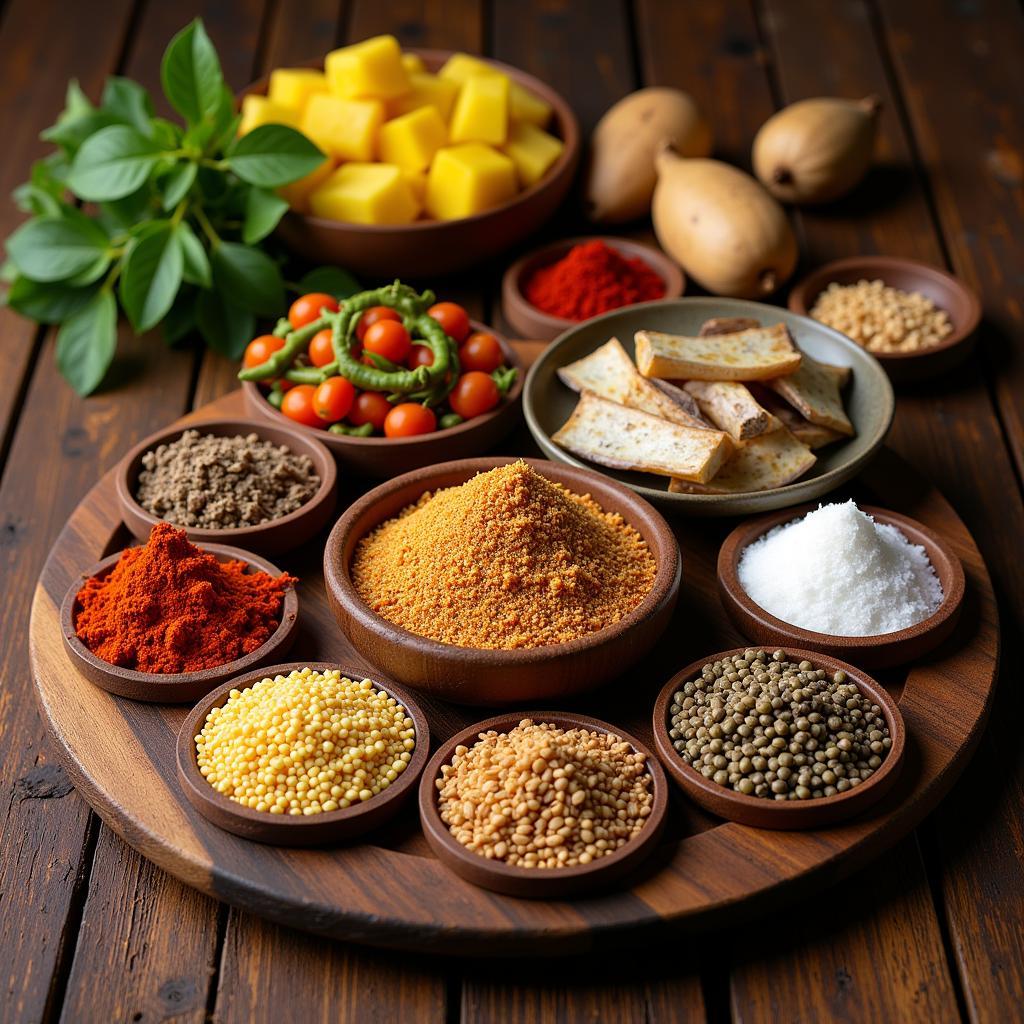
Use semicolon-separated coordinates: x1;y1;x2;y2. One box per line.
239;283;524;478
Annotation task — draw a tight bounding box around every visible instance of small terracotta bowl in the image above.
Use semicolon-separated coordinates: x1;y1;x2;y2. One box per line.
418;711;668;897
717;503;966;669
788;256;981;382
61;544;299;704
176;662;430;846
116;418;337;556
652;648;906;830
323;456;681;706
502;236;685;342
242;322;524;479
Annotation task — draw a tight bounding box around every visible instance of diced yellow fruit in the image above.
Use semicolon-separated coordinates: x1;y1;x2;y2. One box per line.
449;76;509;146
509;82;552;126
267;68;329;112
238;96;300;136
402;168;427;204
277;157;337;214
401;53;425;74
502;121;563;187
325;35;411;99
426;143;517;220
301;94;384;161
437;53;504;85
388;72;460;122
310;163;420;224
380;106;447;172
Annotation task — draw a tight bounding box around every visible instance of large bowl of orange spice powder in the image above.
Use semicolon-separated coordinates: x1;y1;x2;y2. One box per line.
324;458;681;705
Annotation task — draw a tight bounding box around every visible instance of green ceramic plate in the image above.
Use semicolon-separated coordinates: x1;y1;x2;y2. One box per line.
523;297;895;516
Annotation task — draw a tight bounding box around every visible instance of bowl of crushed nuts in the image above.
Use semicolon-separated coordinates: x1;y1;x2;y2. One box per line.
789;256;981;381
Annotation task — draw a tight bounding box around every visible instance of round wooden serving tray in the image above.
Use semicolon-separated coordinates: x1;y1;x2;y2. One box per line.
29;391;999;956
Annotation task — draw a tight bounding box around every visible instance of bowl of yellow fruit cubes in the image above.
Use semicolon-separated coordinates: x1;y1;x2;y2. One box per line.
239;36;580;278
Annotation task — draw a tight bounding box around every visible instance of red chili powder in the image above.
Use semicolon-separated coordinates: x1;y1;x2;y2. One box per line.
74;523;295;674
523;239;666;320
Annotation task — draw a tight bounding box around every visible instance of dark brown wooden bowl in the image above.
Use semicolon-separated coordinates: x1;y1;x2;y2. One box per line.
788;256;982;382
418;711;668;897
323;456;682;705
717;503;966;669
176;662;430;846
116;418;337;556
501;236;685;342
61;545;299;704
652;648;906;830
241;321;524;479
240;50;581;278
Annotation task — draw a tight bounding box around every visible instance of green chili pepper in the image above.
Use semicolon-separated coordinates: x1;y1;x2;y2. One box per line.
328;422;374;437
238;317;327;381
492;365;518;394
266;383;285;409
439;412;464;429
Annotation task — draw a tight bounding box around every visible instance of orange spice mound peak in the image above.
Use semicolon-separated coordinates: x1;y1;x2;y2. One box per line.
351;461;657;650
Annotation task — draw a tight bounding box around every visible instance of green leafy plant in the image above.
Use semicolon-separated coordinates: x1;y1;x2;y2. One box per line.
3;19;332;394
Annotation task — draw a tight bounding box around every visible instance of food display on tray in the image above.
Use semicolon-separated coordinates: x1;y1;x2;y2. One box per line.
550;315;854;494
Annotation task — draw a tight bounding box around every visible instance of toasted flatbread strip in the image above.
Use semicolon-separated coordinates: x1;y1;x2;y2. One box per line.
819;361;852;388
648;379;713;427
698;316;761;337
635;324;802;381
750;386;845;449
551;391;732;483
668;428;816;494
765;349;855;436
556;337;709;430
683;380;779;442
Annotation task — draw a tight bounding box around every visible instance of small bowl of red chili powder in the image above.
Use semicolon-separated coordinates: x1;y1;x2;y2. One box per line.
502;236;685;342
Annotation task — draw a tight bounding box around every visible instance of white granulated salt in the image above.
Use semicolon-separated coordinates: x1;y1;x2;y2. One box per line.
737;500;944;636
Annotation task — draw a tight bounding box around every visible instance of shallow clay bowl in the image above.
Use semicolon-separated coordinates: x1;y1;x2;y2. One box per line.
323;456;681;705
176;662;430;846
116;418;337;556
61;544;299;704
242;322;523;479
525;297;894;516
788;256;982;382
240;50;580;278
418;711;668;897
501;236;685;342
717;503;965;669
652;648;906;830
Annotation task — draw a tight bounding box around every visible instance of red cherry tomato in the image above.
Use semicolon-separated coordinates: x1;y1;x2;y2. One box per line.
384;403;437;438
449;371;500;420
408;344;434;369
289;292;340;329
459;332;503;373
348;391;392;431
363;320;412;364
308;328;335;368
280;384;323;428
356;305;401;341
427;301;471;343
243;334;285;369
312;376;355;423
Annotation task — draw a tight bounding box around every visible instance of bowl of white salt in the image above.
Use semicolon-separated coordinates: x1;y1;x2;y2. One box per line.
717;501;966;668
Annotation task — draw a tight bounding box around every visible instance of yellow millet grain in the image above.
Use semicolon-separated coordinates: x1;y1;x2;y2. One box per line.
810;278;953;353
351;461;657;650
435;719;654;869
194;668;416;815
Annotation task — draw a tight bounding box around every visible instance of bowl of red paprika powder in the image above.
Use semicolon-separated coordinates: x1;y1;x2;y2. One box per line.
501;236;685;343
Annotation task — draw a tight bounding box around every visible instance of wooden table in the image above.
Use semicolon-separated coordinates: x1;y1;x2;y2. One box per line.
2;1;1022;1021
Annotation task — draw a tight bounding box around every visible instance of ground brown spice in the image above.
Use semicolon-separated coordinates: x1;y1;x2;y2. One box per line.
351;461;656;649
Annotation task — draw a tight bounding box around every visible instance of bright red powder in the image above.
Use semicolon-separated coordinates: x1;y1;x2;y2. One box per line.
523;240;666;320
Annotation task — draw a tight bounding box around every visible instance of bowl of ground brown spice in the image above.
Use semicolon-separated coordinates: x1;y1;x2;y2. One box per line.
324;458;681;705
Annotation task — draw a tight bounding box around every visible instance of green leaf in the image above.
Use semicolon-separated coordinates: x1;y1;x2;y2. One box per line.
162;288;197;345
56;289;117;395
226;125;324;187
66;125;164;201
41;109;119;155
97;185;156;233
151;117;184;150
177;221;211;287
119;221;183;331
197;287;255;358
296;265;360;300
64;80;94;120
211;241;283;316
6;215;110;282
7;276;98;323
161;161;197;210
242;186;289;244
161;19;224;127
101;76;155;135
